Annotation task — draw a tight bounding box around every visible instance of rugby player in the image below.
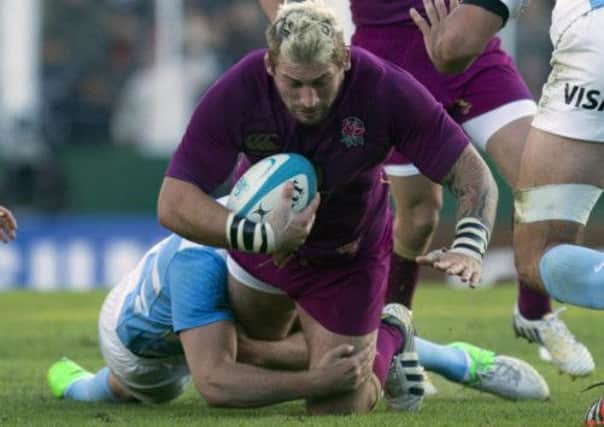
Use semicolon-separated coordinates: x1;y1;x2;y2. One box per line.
48;232;549;404
157;0;499;414
259;0;594;378
411;0;603;376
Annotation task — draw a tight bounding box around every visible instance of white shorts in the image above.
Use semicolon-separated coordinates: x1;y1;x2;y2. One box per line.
383;99;537;177
532;5;604;142
98;274;190;403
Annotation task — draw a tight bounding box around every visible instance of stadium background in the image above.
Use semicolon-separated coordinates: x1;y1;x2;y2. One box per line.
0;0;601;290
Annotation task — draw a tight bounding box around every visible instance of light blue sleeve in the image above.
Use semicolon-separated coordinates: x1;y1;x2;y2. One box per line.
168;248;234;333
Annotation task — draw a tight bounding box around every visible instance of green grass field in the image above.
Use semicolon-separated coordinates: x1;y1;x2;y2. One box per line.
1;284;601;426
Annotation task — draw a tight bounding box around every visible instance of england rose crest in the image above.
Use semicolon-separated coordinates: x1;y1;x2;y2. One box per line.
341;117;365;148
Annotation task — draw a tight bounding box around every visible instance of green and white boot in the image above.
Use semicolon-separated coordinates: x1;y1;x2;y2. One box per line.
48;357;93;399
449;342;550;401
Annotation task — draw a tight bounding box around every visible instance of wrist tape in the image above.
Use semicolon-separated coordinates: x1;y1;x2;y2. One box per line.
449;217;490;261
226;213;275;254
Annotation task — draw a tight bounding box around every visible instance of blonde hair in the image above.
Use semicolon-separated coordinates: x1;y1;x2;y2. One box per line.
266;0;347;68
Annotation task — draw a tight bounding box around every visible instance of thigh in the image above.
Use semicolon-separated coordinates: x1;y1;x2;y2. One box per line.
227;260;296;340
517;128;604;188
99;285;189;404
297;305;379;414
484;115;533;188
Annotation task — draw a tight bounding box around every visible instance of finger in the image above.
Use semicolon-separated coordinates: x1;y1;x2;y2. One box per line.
327;344;355;359
410;8;430;35
460;266;473;283
416;249;444;265
446;263;465;276
450;0;460;11
416;255;433;265
434;259;455;270
280;181;294;200
4;210;17;231
423;0;439;25
435;0;448;20
469;270;481;287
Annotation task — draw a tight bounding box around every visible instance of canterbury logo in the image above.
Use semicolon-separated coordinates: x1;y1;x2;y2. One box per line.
594;261;604;273
244;133;280;151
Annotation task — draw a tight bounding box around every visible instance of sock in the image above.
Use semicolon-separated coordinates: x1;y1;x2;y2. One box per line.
373;322;403;386
414;337;470;383
64;367;118;402
540;244;604;309
386;253;420;308
517;280;551;320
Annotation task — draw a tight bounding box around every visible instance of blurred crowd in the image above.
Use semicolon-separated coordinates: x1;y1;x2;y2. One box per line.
1;0;554;211
41;0;268;149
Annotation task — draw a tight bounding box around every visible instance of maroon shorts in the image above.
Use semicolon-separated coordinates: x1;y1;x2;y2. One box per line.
352;24;533;166
228;220;393;336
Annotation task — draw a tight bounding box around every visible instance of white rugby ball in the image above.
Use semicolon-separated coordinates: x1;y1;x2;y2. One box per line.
227;153;317;223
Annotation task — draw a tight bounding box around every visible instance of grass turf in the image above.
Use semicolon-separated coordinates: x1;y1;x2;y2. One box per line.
0;284;601;426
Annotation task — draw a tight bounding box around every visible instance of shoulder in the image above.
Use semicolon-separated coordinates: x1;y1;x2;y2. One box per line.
348;47;423;98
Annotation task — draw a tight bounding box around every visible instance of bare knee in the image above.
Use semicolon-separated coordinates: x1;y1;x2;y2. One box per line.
305;375;380;415
392;196;442;252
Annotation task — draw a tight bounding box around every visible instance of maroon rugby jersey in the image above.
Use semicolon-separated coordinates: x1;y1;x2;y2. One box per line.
167;47;468;261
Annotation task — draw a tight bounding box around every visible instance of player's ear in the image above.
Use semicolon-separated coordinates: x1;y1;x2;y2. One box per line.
264;52;275;77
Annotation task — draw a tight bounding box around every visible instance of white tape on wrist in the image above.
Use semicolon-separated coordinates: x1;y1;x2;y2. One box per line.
225;213;275;254
449;217;490;261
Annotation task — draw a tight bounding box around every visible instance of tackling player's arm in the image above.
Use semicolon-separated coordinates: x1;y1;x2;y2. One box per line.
237;329;308;370
0;205;17;243
180;321;372;407
410;0;516;74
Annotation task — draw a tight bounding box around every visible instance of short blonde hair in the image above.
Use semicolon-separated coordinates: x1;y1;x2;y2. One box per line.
266;0;347;68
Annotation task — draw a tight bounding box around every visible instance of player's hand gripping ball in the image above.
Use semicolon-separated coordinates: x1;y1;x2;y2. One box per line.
227;153;317;223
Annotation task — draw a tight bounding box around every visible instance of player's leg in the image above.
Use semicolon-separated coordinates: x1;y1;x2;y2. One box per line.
297;308;381;414
513;6;604;375
512;130;601;376
385;159;442;308
454;45;592;367
414;337;549;400
227;255;296;340
49;281;190;403
299;302;423;414
514;129;604;300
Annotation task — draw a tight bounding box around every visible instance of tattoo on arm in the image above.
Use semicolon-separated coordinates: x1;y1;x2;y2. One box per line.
442;146;498;230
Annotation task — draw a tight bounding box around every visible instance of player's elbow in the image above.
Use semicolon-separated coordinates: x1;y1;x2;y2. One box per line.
194;374;233;407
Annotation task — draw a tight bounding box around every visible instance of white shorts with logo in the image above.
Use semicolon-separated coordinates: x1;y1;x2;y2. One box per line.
532;4;604;142
98;273;190;404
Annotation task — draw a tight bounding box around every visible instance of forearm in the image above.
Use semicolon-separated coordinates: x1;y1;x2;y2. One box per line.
443;145;498;236
432;4;502;74
238;331;308;370
200;362;324;408
157;177;231;247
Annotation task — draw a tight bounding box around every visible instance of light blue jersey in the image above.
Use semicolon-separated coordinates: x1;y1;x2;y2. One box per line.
115;234;233;358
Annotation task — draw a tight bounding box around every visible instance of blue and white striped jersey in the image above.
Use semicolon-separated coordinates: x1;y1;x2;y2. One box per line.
114;234;233;358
